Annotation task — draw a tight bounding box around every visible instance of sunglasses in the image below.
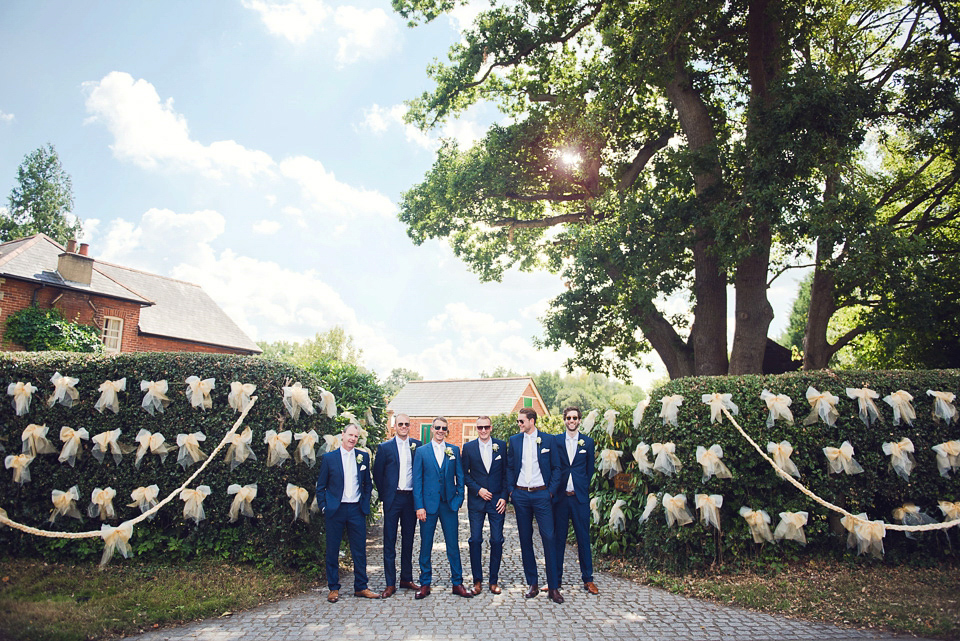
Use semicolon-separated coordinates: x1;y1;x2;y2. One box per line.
476;425;492;430
433;426;448;432
397;422;410;426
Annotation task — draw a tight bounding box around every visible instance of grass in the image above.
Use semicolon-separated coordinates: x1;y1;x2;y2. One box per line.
600;557;960;640
0;559;318;641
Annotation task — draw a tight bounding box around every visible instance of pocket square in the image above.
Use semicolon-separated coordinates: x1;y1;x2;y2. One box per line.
541;448;550;453
360;465;367;471
495;455;502;460
579;449;587;454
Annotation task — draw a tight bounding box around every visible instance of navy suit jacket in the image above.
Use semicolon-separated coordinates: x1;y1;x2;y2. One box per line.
461;437;507;510
554;432;595;505
507;430;561;499
316;447;373;517
413;441;464;514
373;436;422;512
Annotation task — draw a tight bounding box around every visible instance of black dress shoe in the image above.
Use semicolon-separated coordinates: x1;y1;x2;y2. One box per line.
524;585;539;598
548;588;564;604
451;584;473;598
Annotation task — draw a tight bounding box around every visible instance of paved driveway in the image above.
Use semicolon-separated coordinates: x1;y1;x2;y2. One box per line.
122;508;924;641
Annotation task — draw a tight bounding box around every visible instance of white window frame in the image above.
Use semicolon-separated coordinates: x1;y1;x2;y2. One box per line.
101;316;123;353
462;423;477;442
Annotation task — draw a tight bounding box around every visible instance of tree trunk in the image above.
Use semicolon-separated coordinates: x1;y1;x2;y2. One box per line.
730;235;775;374
804;238;837;370
636;304;696;379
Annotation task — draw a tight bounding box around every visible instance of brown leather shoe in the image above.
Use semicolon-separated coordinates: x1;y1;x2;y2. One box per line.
353;589;381;599
489;583;502;594
399;580;419;590
414;585;431;599
471;580;483;595
584;581;599;594
524;585;539;598
380;585;396;598
451;584;473;598
548;588;564;604
326;590;339;603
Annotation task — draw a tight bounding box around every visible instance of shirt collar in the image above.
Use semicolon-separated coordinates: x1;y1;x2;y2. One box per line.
566;431;580;441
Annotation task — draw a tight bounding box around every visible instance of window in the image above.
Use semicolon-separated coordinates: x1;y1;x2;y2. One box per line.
420;423;432;442
522;396;534;408
101;316;123;352
462;423;477;442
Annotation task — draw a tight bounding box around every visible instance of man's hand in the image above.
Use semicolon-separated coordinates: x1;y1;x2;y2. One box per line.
495;498;506;514
478;488;493;501
416;508;426;522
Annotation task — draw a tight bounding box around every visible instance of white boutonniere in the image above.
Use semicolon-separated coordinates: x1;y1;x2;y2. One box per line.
410;443;417;451
536;437;541;444
578;439;584;447
492;443;499;452
356;454;363;464
445;446;454;460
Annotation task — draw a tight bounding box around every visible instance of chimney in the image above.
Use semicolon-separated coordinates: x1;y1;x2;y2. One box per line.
57;242;94;285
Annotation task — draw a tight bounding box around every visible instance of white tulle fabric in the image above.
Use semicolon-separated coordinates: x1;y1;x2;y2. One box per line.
58;426;89;467
185;376;215;410
8;381;37;416
927;390;957;425
602;409;619;438
134;430;173;468
652;442;682;476
128;485;160;518
633;399;649;428
94;378;126;414
841;513;885;558
48;372;79;408
639;493;658;524
609;499;627;532
264;430;293;467
597;449;623;478
696;444;732;482
804;387;839;426
228;381;256;413
99;522;133;567
883;390;916;426
739;507;773;543
695;494;723;531
662;493;693;527
5;453;33;483
92;429;127;464
227;484;258;522
590;497;601;524
774;511;808;544
224;427;257;470
766;441;800;478
88;487;117;520
701;392;738;424
283;382;315;420
759;389;793;427
882;438;915;480
581;409;599;433
932;440;960;477
317;388;337;418
176;432;208;470
823;441;864;475
49;486;82;523
659;395;683;426
140;380;171;415
22;423;57;456
294;430;319;467
632;442;654;477
845;387;882;426
180;486;211;524
287;484;311;523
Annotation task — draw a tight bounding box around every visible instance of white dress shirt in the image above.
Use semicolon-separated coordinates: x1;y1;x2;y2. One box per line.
396;436;413;490
520;431;545;487
479;438;493;473
433;440;445;468
340;447;361;503
565;431;579;492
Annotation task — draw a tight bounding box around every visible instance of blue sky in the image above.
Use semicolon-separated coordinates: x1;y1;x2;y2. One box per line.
0;1;802;389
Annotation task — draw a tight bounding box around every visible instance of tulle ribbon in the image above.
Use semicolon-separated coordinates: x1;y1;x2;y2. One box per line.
176;432;208;470
185;376;215;410
318;387;337;418
774;511;808;544
938;500;960;521
128;485;160;518
662;493;693;527
22;423;57;456
49;486;82;523
282;382;315;420
766;440;800;478
597;449;623;478
841;513;885;558
632;442;654;477
227;484;258;522
696;444;732;482
134;429;173;468
364;407;376;427
845;387;882;426
294;430;319;467
760;389;793;427
932;440;960;477
140;380;171;415
94;378;126;414
581;409;599;433
590;497;600;524
7;381;37;416
602;409;619;438
287;484;311;523
639;493;658;524
48;372;79;408
608;499;627;532
224;427;257;470
180;486;211;524
823;441;864;475
58;426;89;466
804;387;839;426
99;522;133;567
5;453;33;483
652;442;682;476
701;393;738;424
927;390;957;425
88;487;117;520
322;434;342;453
633;399;649;428
92;429;128;464
739;507;773;543
264;430;293;467
881;438;915;480
883;390;916;426
228;381;256;413
695;494;723;531
659;395;683;426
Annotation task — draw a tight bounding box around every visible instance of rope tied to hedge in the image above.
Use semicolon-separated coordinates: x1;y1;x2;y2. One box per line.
0;397;258;551
722;406;960;533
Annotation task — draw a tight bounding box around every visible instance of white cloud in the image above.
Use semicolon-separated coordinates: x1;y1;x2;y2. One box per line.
0;111;14;123
279;155;395;217
83;72;275;179
427;302;522;336
358;102;482;151
333;6;400;65
252;219;281;234
447;0;489;34
242;0;330;44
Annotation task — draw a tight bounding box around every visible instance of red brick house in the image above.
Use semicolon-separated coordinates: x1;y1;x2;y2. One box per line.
386;377;550;446
0;234;261;355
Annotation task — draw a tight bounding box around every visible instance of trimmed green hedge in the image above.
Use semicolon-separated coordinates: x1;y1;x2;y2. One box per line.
587;370;960;572
0;351;386;570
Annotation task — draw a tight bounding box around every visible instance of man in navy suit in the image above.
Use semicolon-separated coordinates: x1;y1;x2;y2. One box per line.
554;406;598;595
412;416;472;599
507;407;563;604
316;423;380;603
372;412;421;598
461;415;507;595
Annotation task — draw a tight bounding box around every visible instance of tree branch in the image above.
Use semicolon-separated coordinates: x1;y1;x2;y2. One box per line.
617;131;674;192
492;212;590;228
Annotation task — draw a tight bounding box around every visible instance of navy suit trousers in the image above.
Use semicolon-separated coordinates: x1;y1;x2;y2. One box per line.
324;502;368;592
554;493;594;585
467;500;505;584
512;488;557;588
418;503;464;587
382;491;417;586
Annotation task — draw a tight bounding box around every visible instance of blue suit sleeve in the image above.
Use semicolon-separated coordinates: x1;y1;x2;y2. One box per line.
372;443;386;493
316;453;329;512
412;447;425;511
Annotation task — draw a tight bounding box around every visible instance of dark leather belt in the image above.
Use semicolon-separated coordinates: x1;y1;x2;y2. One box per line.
566;491;576;496
516;485;547;492
395;489;413;495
